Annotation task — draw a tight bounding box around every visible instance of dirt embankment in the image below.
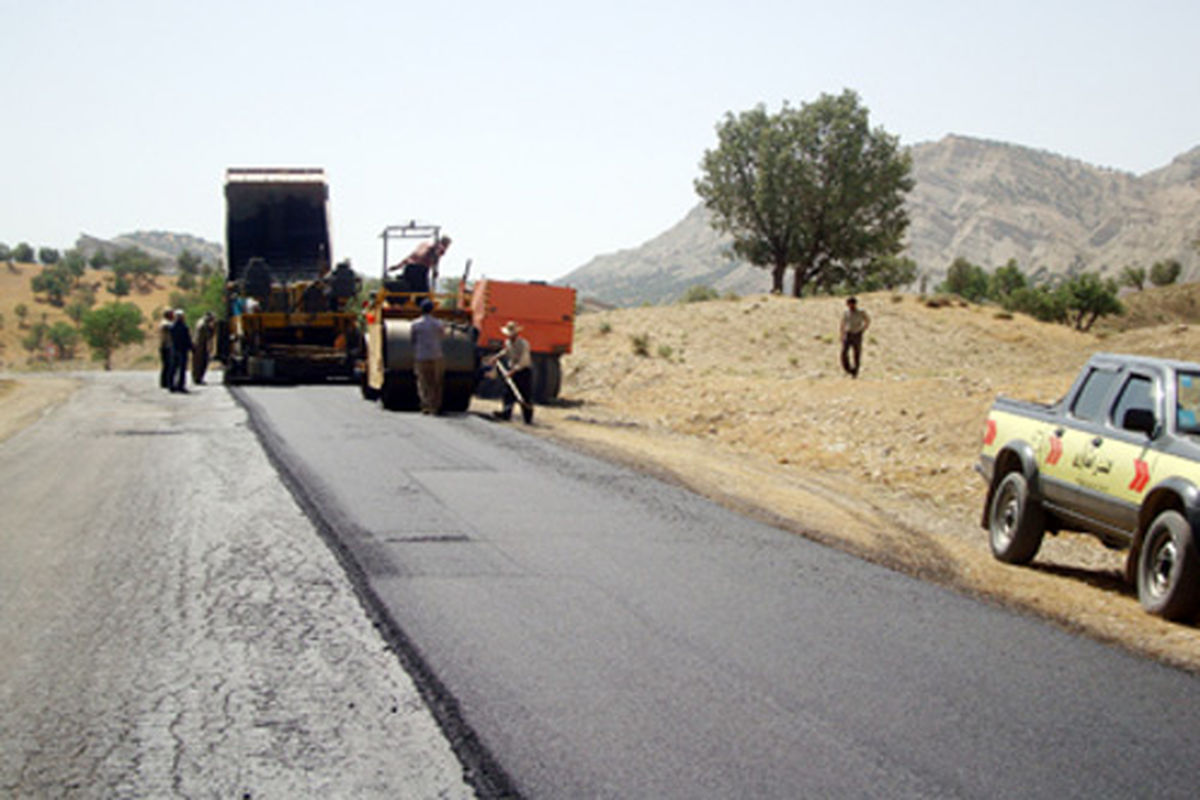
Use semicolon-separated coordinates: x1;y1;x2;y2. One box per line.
533;290;1200;672
0;378;79;444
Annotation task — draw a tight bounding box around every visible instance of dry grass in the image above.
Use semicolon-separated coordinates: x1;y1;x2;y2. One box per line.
533;291;1200;672
0;262;174;371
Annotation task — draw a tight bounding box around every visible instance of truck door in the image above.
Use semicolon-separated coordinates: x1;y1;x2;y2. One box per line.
1076;370;1160;537
1055;365;1122;524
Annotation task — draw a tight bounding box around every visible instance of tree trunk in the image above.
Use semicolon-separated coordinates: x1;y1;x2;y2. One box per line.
770;263;786;294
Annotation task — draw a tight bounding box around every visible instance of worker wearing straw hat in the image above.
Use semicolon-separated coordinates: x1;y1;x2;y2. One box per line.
488;320;534;424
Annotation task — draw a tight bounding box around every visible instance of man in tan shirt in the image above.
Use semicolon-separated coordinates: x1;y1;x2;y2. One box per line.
489;321;533;424
839;296;871;378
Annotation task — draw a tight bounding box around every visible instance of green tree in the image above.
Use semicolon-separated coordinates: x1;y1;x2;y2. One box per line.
177;248;202;276
1060;272;1123;331
61;249;87;278
21;320;49;356
1150;258;1182;287
89;249;110;269
30;265;74;306
857;255;918;292
938;257;990;303
1120;265;1147;291
989;259;1027;304
108;273;132;297
111;247;162;292
14;303;29;328
12;242;34;263
46;322;79;359
1007;285;1069;324
81;302;145;370
37;247;60;265
695;89;913;296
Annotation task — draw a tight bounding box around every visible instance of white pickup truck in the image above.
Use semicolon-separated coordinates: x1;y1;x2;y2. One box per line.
979;353;1200;621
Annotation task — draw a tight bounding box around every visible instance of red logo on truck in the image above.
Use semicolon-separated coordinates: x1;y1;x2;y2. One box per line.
1129;460;1151;493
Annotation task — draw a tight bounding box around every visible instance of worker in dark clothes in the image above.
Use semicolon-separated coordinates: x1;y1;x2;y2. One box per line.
170;309;193;393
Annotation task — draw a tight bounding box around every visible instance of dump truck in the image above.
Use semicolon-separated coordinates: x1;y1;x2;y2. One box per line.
360;223;478;411
463;276;575;403
217;167;361;383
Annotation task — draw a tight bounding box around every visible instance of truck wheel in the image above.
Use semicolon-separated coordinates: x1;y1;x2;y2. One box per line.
1137;510;1200;620
542;355;561;401
987;471;1045;564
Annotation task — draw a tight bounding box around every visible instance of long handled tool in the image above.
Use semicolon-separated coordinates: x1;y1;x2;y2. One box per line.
495;362;532;417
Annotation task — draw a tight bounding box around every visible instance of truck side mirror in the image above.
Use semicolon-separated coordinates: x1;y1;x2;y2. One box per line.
1122;408;1158;437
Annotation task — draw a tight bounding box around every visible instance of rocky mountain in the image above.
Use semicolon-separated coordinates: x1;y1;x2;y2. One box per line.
75;231;223;272
560;135;1200;306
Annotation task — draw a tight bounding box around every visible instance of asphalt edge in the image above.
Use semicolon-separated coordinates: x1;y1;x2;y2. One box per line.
230;386;522;800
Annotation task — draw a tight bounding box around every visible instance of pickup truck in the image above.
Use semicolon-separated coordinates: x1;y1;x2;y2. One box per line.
978;353;1200;621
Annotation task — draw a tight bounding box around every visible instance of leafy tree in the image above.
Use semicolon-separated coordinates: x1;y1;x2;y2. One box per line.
89;250;110;269
169;272;226;323
12;242;34;263
1120;265;1146;291
21;320;49;356
110;246;162;292
1059;272;1123;331
1007;285;1069;324
46;322;79;360
177;248;202;276
61;249;87;278
989;259;1027;303
30;265;74;306
176;271;196;291
107;273;131;297
695;89;913;296
938;257;990;303
81;302;145;370
37;247;60;265
1150;258;1182;287
14;303;29;328
863;255;918;292
64;285;97;323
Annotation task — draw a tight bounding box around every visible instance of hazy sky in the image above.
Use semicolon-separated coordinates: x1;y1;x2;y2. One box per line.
3;0;1197;282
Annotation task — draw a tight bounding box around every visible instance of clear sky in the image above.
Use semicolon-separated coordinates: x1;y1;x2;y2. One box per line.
2;0;1197;282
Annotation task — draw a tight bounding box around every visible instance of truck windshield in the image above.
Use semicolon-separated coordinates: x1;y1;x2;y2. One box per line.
1178;372;1200;434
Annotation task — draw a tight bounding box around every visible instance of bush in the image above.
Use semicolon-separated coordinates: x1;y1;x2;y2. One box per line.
680;284;720;303
630;333;650;357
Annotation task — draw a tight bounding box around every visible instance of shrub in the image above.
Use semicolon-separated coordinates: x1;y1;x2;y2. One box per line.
630;333;650;357
680;285;720;303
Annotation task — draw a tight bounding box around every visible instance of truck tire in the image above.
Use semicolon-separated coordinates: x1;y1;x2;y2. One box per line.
987;471;1045;565
542;355;561;401
1137;510;1200;620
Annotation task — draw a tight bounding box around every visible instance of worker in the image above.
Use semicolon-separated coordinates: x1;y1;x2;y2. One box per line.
158;309;175;390
192;312;216;385
839;296;871;378
388;236;451;295
410;298;445;414
489;320;533;424
169;309;193;393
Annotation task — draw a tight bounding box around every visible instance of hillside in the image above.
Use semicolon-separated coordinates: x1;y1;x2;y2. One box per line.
0;263;176;371
75;231;223;273
561;135;1200;306
532;290;1200;670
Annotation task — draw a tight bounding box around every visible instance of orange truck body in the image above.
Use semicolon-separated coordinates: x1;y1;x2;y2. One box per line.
469;279;576;356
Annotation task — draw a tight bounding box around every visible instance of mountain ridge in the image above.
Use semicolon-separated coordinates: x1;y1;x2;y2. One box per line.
560;135;1200;305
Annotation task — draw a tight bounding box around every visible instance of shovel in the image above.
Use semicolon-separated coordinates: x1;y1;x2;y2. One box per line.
495;363;532;417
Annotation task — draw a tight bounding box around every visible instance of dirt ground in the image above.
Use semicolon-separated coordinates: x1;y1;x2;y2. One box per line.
530;291;1200;673
0;377;78;444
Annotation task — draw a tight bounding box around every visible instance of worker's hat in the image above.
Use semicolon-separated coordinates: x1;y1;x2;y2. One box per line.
501;321;521;336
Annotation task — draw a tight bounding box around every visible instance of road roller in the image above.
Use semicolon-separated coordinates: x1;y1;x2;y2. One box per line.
361;223;478;412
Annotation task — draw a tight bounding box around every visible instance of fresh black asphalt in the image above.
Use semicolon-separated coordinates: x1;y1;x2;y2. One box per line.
237;384;1200;799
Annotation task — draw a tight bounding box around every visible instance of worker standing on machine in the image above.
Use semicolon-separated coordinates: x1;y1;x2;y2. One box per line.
388;236;451;295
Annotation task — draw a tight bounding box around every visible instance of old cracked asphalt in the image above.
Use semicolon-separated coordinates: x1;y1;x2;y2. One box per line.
0;372;474;798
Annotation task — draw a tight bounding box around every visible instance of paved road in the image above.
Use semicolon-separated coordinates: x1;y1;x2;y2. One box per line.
239;384;1200;798
0;374;473;798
